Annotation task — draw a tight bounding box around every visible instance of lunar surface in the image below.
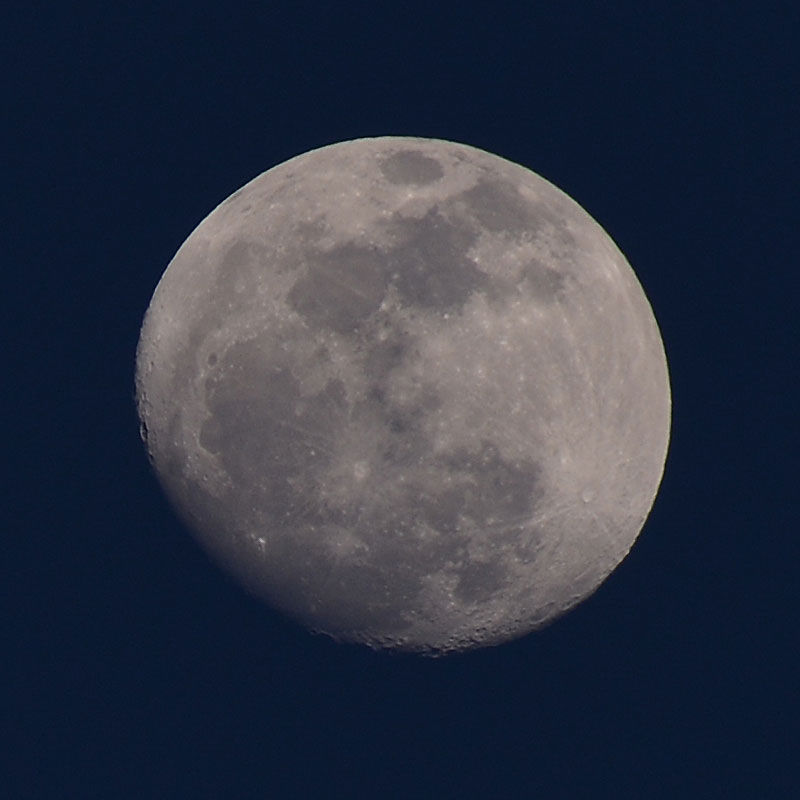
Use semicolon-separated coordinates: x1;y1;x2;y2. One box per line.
135;137;670;654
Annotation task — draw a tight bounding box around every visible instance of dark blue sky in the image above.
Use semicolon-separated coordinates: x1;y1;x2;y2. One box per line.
8;3;796;797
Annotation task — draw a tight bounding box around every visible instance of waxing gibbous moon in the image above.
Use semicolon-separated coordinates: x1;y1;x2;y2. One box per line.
136;137;670;654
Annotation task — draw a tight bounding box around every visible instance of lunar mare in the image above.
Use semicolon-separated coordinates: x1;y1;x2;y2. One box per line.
136;137;670;654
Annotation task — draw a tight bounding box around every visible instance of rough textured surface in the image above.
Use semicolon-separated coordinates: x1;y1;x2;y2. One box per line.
135;137;671;654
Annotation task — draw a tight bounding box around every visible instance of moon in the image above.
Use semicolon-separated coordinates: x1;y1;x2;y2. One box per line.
135;137;670;655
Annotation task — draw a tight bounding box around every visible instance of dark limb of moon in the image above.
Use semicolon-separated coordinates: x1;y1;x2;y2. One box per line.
136;137;670;654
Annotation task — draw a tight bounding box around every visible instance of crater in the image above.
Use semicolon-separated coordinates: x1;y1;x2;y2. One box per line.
380;150;445;186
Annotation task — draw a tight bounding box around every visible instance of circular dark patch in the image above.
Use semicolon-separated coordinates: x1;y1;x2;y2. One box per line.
380;150;445;186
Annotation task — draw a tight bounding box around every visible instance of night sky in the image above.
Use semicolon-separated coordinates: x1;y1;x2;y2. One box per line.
8;3;796;797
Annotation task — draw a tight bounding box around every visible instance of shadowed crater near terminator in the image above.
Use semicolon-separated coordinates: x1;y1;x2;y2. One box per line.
135;137;670;654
